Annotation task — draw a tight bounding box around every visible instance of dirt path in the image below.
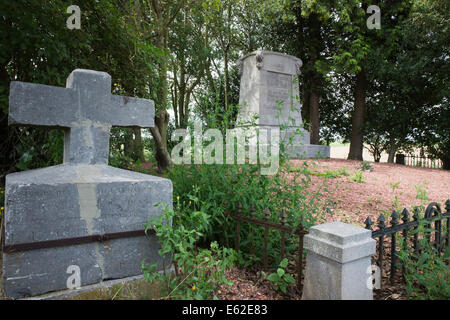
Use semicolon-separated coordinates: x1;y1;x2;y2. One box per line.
291;158;450;227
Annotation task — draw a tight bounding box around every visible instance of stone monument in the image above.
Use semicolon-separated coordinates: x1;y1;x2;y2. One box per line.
237;50;330;158
302;221;376;300
2;69;172;299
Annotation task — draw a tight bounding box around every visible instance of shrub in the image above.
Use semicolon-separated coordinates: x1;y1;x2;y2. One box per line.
164;158;331;270
359;161;373;171
398;225;450;300
142;200;236;300
350;170;365;183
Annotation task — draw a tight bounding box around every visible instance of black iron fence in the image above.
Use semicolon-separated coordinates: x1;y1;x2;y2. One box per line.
229;203;307;291
365;200;450;286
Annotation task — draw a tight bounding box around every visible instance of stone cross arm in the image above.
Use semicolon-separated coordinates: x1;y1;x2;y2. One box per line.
9;69;155;165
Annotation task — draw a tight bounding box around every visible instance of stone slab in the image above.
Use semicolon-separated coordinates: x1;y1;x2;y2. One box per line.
19;271;172;300
285;144;330;159
9;71;155;129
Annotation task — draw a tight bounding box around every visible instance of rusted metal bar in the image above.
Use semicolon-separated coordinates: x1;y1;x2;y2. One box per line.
228;203;310;293
413;208;420;254
230;212;304;235
263;208;270;270
249;205;255;256
2;229;155;254
280;210;287;260
235;202;242;251
297;228;304;291
446;200;450;247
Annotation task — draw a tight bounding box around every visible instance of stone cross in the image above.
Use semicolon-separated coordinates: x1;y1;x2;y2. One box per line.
3;69;172;299
9;69;154;164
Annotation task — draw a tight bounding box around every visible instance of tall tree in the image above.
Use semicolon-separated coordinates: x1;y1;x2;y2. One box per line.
134;0;187;172
169;3;210;128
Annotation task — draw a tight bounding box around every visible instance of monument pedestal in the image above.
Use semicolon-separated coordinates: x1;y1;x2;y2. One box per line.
3;164;171;299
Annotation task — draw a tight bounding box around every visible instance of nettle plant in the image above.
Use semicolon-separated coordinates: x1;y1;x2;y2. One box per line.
397;223;450;300
265;258;296;294
142;198;236;300
144;79;332;298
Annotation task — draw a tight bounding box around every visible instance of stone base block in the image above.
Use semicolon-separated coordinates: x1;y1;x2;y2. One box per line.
302;251;373;300
2;164;172;299
20;272;171;300
285;144;330;159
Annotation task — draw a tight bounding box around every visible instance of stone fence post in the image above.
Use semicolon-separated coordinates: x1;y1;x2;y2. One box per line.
302;221;376;300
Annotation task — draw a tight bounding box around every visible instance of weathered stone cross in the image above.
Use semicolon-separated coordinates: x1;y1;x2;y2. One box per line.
9;69;154;164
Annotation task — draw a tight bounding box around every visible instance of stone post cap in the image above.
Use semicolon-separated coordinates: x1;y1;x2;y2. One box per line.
304;221;376;263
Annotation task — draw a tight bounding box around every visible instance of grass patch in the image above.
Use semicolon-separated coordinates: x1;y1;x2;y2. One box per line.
349;171;365;183
290;167;350;178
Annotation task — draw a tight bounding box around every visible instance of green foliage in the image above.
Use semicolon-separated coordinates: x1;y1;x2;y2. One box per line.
166;82;331;269
350;170;365;183
398;224;450;300
296;167;349;178
142;201;236;300
166;158;330;268
0;0;160;177
266;258;296;294
359;161;373;172
414;184;430;203
389;181;401;209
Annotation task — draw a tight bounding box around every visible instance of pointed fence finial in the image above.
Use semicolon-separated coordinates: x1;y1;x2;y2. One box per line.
364;216;373;230
413;207;421;221
250;204;256;218
378;214;386;229
264;207;271;221
237;202;242;216
281;210;287;225
391;211;399;226
401;208;410;223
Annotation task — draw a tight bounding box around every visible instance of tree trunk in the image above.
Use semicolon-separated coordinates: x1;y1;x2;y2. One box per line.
150;109;172;173
348;70;367;160
309;78;320;145
442;156;450;170
150;28;172;173
178;64;186;128
224;50;229;112
133;128;145;162
388;146;396;163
